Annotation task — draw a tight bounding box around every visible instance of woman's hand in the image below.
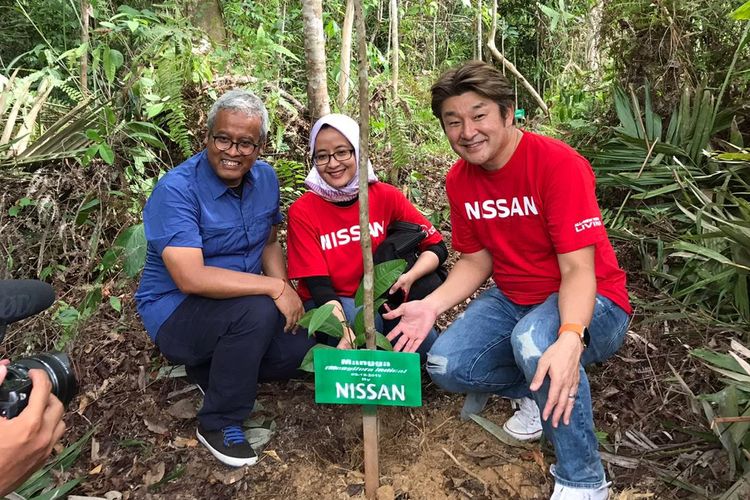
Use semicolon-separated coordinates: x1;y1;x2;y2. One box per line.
336;326;357;350
389;271;417;301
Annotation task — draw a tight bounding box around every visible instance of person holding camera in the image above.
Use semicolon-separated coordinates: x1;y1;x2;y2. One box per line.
135;89;315;467
0;360;66;496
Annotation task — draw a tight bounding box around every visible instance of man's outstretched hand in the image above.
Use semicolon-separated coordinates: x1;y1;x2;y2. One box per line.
0;365;66;496
382;300;438;353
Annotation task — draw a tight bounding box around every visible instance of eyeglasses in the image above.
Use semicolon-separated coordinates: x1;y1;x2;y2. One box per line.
212;135;259;156
313;149;354;166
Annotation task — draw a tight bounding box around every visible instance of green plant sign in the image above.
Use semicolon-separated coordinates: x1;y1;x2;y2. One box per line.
313;349;422;407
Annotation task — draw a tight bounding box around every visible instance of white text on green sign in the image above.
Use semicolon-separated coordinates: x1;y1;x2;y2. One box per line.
314;349;422;407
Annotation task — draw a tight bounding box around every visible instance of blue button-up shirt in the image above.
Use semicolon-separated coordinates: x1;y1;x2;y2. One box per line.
135;150;282;340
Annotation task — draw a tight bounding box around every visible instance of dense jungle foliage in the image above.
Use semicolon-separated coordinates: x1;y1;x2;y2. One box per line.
1;0;749;497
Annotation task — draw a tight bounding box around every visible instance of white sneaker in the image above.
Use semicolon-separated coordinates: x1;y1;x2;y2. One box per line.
502;397;543;441
550;481;610;499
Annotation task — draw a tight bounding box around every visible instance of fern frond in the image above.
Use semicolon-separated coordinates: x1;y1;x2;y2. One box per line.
388;104;410;184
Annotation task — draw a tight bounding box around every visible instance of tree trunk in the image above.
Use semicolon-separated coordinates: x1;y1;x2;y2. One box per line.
185;0;226;45
302;0;331;121
354;0;379;497
432;6;437;69
389;0;399;97
487;0;549;118
80;0;91;93
476;0;483;61
337;0;355;109
586;0;604;76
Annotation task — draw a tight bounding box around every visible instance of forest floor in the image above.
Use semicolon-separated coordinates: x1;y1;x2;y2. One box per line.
55;281;728;500
4;130;731;499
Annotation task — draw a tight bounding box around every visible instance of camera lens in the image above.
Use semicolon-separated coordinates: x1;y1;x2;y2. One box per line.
13;352;78;407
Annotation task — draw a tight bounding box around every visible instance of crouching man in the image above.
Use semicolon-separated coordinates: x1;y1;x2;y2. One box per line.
135;89;314;467
384;61;632;499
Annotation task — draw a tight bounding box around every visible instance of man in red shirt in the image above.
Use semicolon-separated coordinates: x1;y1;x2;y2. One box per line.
384;61;631;499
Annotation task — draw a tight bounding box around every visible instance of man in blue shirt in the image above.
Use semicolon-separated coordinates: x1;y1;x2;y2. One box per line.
135;89;314;467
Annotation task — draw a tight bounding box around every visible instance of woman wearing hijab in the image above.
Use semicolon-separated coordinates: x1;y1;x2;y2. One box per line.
286;114;448;352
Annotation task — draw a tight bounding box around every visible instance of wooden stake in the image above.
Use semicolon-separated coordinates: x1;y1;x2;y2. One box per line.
363;405;379;497
354;1;380;497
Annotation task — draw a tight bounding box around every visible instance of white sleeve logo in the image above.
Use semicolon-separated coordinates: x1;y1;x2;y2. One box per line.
574;217;602;233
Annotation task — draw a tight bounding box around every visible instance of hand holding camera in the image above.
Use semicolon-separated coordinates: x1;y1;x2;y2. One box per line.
0;280;77;496
0;361;67;496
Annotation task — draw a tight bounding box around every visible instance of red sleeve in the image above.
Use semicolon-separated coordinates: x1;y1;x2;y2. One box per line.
541;154;607;254
389;186;443;251
286;197;330;279
446;166;483;254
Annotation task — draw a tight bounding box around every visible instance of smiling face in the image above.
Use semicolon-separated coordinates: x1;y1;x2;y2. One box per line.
440;91;518;171
206;109;263;187
313;126;357;188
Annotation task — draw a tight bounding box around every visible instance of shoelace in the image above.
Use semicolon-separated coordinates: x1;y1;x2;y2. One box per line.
222;425;246;446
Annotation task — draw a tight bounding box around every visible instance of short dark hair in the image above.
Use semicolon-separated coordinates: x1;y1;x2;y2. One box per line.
431;61;515;125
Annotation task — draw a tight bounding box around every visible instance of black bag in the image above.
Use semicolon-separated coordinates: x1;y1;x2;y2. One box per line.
372;221;447;309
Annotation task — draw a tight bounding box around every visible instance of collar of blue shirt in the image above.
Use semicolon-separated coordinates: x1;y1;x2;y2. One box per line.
198;150;258;200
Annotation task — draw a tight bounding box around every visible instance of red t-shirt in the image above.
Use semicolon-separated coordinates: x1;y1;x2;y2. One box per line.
446;131;632;314
287;182;443;302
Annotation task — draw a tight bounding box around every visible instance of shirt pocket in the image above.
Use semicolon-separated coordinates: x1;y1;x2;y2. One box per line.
244;208;277;249
201;224;245;259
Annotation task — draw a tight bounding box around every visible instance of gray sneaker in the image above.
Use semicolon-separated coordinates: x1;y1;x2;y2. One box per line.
460;393;492;421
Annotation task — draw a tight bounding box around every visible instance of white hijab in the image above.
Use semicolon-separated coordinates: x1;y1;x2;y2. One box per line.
304;113;378;203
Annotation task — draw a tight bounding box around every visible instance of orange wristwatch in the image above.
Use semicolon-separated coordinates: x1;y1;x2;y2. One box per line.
558;323;590;348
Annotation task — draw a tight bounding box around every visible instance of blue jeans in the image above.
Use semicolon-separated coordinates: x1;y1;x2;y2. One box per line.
307;297;438;358
426;287;630;488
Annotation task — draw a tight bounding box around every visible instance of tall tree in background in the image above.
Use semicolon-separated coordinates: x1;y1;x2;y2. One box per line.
80;0;91;92
185;0;226;45
476;0;483;61
302;0;331;120
487;0;548;117
337;0;354;110
389;0;399;97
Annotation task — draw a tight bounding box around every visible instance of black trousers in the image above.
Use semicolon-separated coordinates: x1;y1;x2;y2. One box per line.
156;294;315;430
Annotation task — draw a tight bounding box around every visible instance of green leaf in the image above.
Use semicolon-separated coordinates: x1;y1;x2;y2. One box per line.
79;198;101;212
355;259;407;307
98;143;114;165
146;102;166;118
298;344;335;372
114;224;146;277
731;1;750;20
375;332;394;351
671;241;750;271
614;86;640;139
308;304;335;334
691;348;744;373
298;309;315;329
109;296;122;312
103;47;116;85
271;43;300;62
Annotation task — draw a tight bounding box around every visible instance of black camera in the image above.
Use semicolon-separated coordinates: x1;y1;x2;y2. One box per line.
0;280;78;419
0;352;77;418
